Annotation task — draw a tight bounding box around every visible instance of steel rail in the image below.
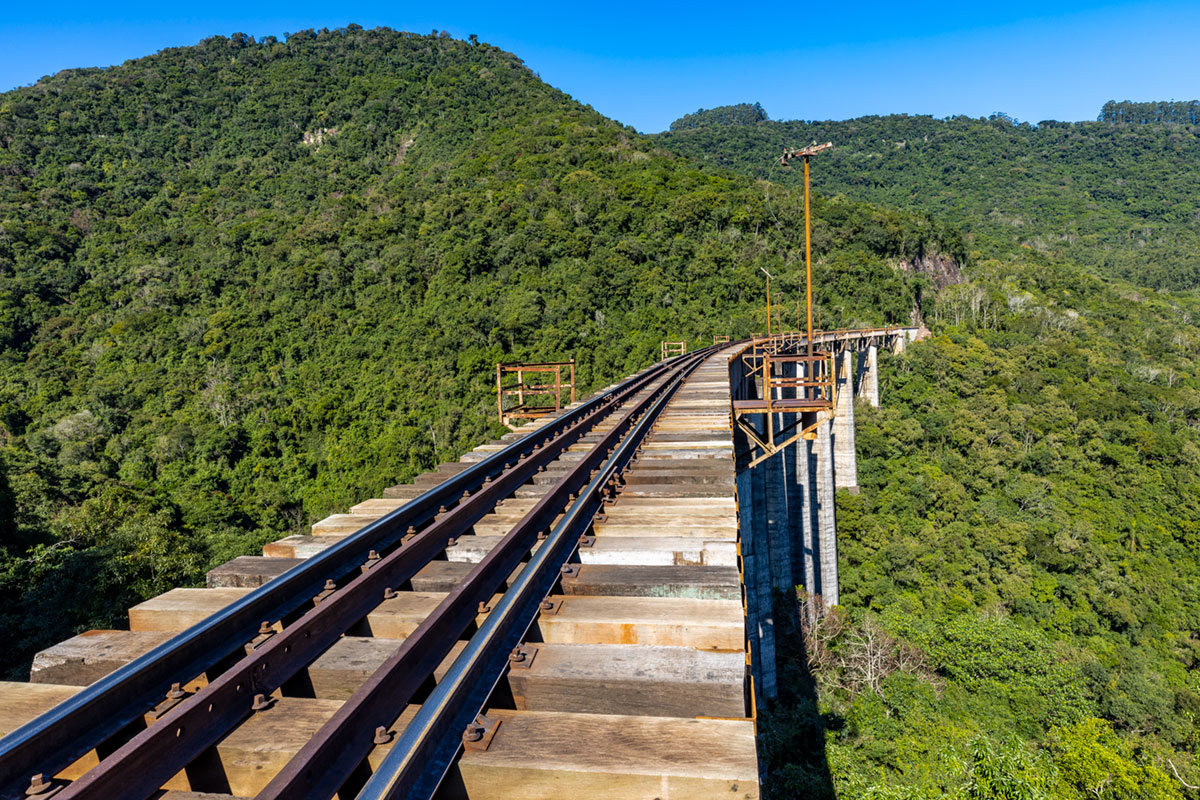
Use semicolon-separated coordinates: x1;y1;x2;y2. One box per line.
0;357;674;800
255;353;705;800
47;361;677;800
360;348;710;800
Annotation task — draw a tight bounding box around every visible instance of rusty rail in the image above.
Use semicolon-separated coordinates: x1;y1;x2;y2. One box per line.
273;350;707;799
0;354;680;800
2;347;716;800
358;350;706;799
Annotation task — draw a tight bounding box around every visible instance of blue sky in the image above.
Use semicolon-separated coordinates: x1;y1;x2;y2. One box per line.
2;1;1198;132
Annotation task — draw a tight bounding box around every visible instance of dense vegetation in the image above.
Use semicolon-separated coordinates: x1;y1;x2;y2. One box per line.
0;28;952;680
670;107;1200;795
656;105;1200;290
764;257;1200;798
4;27;1199;798
669;102;769;130
1100;100;1200;125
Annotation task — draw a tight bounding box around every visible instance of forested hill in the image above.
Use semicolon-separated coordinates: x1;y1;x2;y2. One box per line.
1099;100;1200;125
655;106;1200;290
661;105;1200;795
0;28;954;679
5;28;1200;799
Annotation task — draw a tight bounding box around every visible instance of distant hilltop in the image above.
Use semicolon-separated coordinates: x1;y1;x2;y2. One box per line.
1099;99;1200;124
668;102;768;131
668;100;1200;129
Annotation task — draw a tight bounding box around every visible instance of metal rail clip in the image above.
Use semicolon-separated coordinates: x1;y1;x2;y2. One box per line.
507;644;539;670
462;714;501;752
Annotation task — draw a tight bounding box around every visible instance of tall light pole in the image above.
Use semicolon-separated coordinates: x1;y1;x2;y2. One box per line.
781;142;832;350
759;267;774;339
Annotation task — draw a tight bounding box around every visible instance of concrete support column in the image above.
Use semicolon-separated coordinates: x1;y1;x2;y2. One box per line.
769;360;796;593
814;413;839;608
736;416;777;701
797;414;817;599
766;428;794;593
832;350;859;492
856;344;879;408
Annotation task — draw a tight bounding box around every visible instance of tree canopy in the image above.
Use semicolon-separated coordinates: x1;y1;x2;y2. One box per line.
2;25;1198;798
0;27;951;684
669;102;769;131
658;110;1200;290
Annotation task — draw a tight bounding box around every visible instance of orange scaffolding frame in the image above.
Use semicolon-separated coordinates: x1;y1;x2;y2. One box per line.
496;361;576;429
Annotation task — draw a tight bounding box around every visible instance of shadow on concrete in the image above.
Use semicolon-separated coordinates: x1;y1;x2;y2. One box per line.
758;590;838;799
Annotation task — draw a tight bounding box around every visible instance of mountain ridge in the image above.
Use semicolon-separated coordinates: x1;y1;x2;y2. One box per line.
656;105;1200;290
1;27;1198;799
0;25;947;684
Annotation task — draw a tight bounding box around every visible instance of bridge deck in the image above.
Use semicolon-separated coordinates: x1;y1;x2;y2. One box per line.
5;349;758;799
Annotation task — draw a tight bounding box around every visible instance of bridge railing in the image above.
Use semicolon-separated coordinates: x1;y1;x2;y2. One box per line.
496;361;575;428
763;351;833;411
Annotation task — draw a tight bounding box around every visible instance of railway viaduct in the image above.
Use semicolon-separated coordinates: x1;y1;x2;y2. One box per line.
0;327;923;800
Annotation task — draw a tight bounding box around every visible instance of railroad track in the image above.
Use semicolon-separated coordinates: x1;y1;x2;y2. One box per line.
0;346;759;799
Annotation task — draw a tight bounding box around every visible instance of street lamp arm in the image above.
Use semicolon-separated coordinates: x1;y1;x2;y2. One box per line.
780;142;833;166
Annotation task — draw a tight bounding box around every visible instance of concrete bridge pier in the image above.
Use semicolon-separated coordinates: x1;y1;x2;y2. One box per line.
813;414;838;607
731;328;922;708
794;415;816;606
732;361;842;705
856;344;879;408
832;349;859;493
734;415;779;701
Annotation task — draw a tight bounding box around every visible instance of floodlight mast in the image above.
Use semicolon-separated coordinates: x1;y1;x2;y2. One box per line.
780;142;832;352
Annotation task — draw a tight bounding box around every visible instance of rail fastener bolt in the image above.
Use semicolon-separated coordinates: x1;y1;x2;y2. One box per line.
313;579;337;605
361;550;381;572
25;774;56;797
462;715;500;751
373;726;394;745
244;620;277;654
508;644;537;669
150;681;194;719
